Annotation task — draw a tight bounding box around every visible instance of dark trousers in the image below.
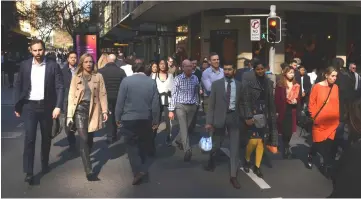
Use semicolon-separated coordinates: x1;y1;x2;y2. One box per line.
23;101;53;174
210;111;240;177
107;99;118;140
122;120;154;174
331;122;346;159
74;101;94;174
309;138;333;166
8;71;14;86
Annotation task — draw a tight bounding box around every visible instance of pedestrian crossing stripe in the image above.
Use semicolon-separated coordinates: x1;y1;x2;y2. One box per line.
220;147;272;190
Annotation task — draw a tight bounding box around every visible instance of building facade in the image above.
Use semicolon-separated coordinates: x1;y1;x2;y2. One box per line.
101;1;361;72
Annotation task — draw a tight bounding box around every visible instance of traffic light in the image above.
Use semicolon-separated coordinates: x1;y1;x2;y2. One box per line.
267;16;281;43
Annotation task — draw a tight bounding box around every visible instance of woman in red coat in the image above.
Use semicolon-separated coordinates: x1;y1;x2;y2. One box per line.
275;66;300;159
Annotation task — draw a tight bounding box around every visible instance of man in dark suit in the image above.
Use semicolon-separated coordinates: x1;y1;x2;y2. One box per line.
98;54;127;144
61;51;77;151
296;65;312;105
14;39;64;185
204;62;251;189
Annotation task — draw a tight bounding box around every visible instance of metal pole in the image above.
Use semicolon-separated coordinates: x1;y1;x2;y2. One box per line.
269;5;276;74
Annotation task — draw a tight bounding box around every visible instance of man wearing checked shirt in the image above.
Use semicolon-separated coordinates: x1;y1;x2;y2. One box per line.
169;59;200;162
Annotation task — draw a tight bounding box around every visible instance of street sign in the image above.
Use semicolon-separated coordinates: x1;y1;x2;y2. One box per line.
250;19;261;41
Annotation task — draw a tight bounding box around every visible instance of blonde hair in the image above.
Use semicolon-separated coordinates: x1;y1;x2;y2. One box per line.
97;53;109;69
76;53;97;74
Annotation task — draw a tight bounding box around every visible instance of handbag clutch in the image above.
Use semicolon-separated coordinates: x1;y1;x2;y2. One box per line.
253;114;267;128
51;118;63;139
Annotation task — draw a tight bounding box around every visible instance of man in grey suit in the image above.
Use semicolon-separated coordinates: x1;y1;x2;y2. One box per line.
204;62;252;189
115;62;160;185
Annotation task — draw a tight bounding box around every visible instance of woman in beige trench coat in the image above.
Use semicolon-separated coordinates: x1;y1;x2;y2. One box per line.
67;53;108;181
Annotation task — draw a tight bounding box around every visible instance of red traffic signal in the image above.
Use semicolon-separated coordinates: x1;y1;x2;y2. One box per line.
269;20;277;27
267;16;282;43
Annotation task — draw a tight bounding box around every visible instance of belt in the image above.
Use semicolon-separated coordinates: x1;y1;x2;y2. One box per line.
28;99;45;104
181;103;196;106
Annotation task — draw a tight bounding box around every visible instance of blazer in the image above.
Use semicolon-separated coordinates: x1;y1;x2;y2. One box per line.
296;73;312;97
206;77;251;128
98;62;127;100
14;58;64;113
61;65;75;110
67;72;108;133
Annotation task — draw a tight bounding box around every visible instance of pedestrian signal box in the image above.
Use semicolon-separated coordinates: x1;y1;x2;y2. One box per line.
267;16;281;43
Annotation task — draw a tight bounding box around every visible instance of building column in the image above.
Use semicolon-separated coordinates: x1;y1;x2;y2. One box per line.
336;14;347;67
159;36;166;59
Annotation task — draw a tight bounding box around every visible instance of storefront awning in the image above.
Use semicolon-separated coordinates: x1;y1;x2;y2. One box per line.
101;13;136;43
131;1;361;23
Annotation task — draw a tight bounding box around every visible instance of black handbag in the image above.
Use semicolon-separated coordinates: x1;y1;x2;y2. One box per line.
51;117;63;139
304;85;333;130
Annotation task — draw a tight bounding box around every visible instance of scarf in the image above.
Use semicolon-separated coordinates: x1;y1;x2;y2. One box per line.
286;83;300;104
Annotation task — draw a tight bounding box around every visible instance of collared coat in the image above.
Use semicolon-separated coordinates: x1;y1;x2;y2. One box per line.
242;71;278;146
67;72;108;133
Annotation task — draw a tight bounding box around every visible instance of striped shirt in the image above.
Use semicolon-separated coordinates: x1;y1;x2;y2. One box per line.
169;73;199;111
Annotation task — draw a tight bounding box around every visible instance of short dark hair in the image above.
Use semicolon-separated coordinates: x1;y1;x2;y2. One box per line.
289;60;297;64
209;52;218;59
223;61;236;69
331;58;344;71
30;39;45;49
280;62;288;70
132;62;145;73
252;59;264;69
298;65;306;70
67;51;77;59
144;64;152;76
244;59;251;66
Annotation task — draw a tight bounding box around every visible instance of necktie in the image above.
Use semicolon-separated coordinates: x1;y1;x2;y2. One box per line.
226;79;232;108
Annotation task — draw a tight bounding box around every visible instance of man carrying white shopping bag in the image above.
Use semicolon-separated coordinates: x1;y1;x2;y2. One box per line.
204;62;252;189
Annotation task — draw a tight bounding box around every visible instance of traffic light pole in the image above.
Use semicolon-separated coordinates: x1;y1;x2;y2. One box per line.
268;5;277;74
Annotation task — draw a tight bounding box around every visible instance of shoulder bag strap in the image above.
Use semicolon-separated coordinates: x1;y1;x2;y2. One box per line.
313;85;333;120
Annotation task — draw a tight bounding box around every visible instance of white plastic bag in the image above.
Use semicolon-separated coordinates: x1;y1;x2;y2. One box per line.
199;136;212;152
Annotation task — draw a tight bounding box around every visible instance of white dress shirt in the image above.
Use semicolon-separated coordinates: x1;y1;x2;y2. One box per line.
121;64;134;76
29;58;46;100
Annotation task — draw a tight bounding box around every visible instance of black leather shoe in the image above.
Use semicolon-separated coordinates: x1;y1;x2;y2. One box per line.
243;159;251;173
132;172;147;185
184;150;192;162
86;172;100;181
253;166;263;178
230;177;241;189
24;174;34;185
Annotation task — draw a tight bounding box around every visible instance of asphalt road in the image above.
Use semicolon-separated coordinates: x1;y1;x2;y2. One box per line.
1;103;333;198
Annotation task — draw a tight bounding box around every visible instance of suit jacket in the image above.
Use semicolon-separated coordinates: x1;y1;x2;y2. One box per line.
206;77;251;128
296;73;312;97
61;65;75;110
98;62;127;100
14;58;64;113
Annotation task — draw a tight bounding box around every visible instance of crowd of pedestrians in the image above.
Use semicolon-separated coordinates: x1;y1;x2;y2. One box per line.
13;39;361;197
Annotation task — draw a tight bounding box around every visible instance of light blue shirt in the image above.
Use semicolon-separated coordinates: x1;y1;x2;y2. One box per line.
225;78;236;110
201;67;224;96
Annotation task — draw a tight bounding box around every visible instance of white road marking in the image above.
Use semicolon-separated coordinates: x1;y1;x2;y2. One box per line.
220;147;272;190
1;132;23;139
16;122;24;128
